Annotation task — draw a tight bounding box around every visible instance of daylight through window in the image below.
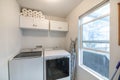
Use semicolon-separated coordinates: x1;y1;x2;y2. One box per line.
79;3;110;79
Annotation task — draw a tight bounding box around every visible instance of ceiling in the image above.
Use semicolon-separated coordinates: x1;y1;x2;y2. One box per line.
17;0;83;18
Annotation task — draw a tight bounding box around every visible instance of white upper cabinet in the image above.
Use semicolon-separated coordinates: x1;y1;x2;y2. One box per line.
20;15;49;30
34;18;49;30
50;20;68;31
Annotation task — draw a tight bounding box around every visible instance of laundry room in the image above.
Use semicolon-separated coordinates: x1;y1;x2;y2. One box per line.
0;0;120;80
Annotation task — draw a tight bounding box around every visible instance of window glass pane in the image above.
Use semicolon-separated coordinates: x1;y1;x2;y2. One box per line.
82;4;110;24
79;3;110;79
82;16;110;41
83;50;109;78
83;42;109;52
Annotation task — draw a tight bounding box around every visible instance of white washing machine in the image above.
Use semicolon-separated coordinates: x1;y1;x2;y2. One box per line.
44;49;71;80
9;48;44;80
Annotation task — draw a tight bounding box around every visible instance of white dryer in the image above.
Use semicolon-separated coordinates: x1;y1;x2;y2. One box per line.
44;49;71;80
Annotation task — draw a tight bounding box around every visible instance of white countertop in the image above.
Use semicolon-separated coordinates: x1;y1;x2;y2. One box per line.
44;49;70;58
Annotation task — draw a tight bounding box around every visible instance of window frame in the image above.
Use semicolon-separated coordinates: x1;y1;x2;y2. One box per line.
82;14;110;53
78;2;110;80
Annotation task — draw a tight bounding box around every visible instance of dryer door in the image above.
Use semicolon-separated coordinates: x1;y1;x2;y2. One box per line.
46;57;69;80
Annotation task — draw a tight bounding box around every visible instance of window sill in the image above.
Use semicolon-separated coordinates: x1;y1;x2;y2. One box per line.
78;64;109;80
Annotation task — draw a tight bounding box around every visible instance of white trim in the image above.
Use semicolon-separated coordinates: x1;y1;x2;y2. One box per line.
79;1;110;19
78;2;110;80
81;14;110;25
82;40;109;43
78;19;81;65
82;47;109;54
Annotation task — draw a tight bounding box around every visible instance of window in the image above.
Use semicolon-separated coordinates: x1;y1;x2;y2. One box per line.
79;3;110;79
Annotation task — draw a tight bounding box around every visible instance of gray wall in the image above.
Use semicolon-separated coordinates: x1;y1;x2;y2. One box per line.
22;30;67;49
1;0;120;80
0;0;21;80
66;0;120;80
66;0;105;79
21;16;67;49
110;0;120;79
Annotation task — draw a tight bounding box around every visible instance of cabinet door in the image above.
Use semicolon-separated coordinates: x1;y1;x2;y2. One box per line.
34;18;49;30
50;20;68;31
20;16;34;29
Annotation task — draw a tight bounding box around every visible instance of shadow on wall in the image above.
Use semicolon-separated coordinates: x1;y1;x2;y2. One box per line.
22;29;48;37
49;31;67;37
22;29;67;37
21;29;67;49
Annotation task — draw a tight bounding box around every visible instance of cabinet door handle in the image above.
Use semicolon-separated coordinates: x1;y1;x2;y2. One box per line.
58;27;62;29
33;24;37;27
